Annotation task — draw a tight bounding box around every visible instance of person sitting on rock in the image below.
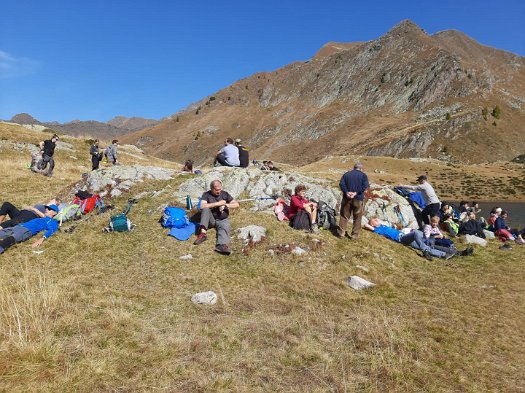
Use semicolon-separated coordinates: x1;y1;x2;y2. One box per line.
364;217;472;261
486;207;501;230
494;210;516;241
234;139;249;168
458;211;486;239
261;160;280;171
0;204;60;254
441;214;459;237
193;179;239;255
214;138;240;167
286;184;320;234
182;159;194;173
0;199;60;229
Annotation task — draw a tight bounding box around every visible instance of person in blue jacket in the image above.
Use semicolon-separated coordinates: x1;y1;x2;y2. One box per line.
0;204;59;254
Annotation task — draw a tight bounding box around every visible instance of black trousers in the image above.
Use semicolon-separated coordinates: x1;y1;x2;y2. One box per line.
0;202;38;228
421;203;441;225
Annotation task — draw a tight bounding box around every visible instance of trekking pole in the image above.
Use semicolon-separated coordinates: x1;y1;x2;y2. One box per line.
237;196;279;203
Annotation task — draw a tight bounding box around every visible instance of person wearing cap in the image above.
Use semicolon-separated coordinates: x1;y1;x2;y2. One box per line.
234;139;249;168
214;138;240;167
0;198;60;229
336;162;369;240
38;134;59;176
399;175;441;226
0;204;59;254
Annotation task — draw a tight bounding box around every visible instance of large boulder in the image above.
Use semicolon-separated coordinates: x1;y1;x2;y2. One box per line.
364;184;419;229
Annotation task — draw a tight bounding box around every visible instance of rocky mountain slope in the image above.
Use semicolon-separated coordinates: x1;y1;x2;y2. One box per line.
7;113;159;139
121;20;525;165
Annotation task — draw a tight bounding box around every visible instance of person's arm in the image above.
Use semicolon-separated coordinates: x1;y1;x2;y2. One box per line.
290;195;305;211
226;199;239;209
363;222;375;231
423;224;431;239
199;199;226;210
23;206;45;218
32;220;59;247
39;141;44;151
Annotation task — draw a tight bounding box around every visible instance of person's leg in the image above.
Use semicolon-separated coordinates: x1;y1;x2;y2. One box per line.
0;202;21;221
0;210;38;229
336;196;351;237
92;156;99;170
41;154;50;170
215;218;231;246
310;205;318;224
48;156;55;176
421;206;431;226
216;155;230;167
0;236;16;254
0;227;33;254
350;199;364;239
199;208;215;230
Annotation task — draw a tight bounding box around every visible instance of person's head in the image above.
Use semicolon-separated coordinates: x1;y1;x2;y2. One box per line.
184;159;193;170
441;203;450;211
294;184;307;196
44;204;59;217
501;210;508;218
472;201;479;208
267;160;274;168
94;139;99;146
210;179;223;196
430;216;440;227
224;138;233;145
234;138;242;146
460;200;468;208
51;134;59;142
368;217;380;227
492;207;502;216
443;213;452;221
468;211;476;220
354;162;364;171
112;139;118;145
416;175;427;184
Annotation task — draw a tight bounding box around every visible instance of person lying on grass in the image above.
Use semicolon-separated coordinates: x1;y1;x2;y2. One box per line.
364;217;473;261
0;204;59;254
0;198;60;229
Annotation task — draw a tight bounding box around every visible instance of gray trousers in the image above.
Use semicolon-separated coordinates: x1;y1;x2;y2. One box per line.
0;226;33;254
199;208;231;246
399;230;446;258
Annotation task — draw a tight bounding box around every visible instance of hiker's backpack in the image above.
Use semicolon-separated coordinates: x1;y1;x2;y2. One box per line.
316;201;337;230
54;203;81;226
290;210;311;231
109;199;136;232
161;207;189;229
73;193;104;214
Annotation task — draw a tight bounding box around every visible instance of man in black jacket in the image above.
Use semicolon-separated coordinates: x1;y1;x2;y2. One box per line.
235;139;249;168
90;139;104;170
459;211;486;238
38;134;59;176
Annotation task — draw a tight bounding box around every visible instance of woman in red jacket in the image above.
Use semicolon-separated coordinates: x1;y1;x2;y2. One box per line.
287;184;320;234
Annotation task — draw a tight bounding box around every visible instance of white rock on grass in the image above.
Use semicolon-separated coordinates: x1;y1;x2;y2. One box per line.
292;246;307;256
179;254;193;260
347;275;375;290
191;291;217;305
237;225;267;245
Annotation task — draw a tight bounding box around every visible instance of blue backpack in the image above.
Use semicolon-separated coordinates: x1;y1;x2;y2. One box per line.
162;207;189;229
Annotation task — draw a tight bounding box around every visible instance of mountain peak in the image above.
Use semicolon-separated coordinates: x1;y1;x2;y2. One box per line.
384;19;427;39
10;113;41;125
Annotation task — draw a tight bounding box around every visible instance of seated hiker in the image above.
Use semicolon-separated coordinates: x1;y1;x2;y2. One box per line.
486;207;502;230
441;214;459;238
234;139;249;168
182;159;194;173
494;210;516;241
0;204;59;254
286;184;320;234
439;202;459;221
471;201;482;215
0;199;59;229
214;138;240;167
423;216;455;248
261;160;280;171
193;179;239;255
364;217;472;260
458;211;486;239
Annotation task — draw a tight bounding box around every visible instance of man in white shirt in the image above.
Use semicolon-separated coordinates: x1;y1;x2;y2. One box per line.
214;138;240;167
399;175;441;226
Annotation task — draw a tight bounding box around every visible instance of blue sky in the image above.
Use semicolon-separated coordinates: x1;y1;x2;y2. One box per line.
1;0;524;123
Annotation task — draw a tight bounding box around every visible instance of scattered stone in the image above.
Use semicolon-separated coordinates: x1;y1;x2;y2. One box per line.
355;265;369;273
481;284;496;289
268;249;275;257
237;225;267;245
110;189;123;198
191;291;218;305
292;246;307;256
346;275;375;290
179;254;193;260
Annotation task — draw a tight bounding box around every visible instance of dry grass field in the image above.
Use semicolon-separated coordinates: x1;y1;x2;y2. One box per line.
1;123;524;392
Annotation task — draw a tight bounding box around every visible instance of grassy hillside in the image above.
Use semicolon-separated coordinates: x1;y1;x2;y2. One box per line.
1;123;524;391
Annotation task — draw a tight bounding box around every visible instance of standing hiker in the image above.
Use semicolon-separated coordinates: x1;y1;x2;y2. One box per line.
399;175;441;226
193;179;239;255
336;162;369;240
90;139;104;170
106;140;119;165
38;134;59;176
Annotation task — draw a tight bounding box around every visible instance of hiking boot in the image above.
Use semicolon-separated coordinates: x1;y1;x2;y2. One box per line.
515;237;525;245
193;232;207;245
459;246;474;256
444;252;456;260
310;223;320;234
423;250;433;261
214;244;232;256
499;243;512;250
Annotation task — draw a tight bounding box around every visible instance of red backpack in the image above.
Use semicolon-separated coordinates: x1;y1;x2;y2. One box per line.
72;194;104;214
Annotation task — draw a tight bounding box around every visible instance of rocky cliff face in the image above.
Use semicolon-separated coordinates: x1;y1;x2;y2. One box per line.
124;20;524;165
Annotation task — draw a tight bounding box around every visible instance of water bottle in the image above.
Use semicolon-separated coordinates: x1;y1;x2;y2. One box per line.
186;195;193;210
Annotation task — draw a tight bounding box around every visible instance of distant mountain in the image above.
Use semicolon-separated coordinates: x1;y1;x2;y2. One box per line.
121;20;525;165
8;114;159;139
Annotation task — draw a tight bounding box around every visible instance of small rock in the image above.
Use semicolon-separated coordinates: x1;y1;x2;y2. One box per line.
481;284;496;289
346;276;375;290
237;225;267;245
110;189;123;198
268;249;275;256
292;246;307;256
179;254;193;260
191;291;217;305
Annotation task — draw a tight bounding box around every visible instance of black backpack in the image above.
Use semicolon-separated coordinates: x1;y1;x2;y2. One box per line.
290;210;311;231
317;201;337;230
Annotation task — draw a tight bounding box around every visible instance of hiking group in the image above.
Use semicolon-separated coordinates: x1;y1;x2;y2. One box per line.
5;136;524;258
